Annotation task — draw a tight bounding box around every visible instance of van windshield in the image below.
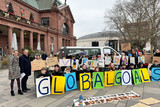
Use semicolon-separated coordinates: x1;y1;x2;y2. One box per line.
83;49;101;59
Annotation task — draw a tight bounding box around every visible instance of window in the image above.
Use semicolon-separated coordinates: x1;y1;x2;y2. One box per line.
41;17;49;26
83;49;101;59
62;23;68;35
92;41;99;47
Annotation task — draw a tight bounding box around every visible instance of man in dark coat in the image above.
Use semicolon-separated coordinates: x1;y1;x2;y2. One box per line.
19;49;31;92
42;52;48;60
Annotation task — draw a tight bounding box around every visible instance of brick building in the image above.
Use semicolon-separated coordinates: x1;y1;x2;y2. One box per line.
0;0;76;55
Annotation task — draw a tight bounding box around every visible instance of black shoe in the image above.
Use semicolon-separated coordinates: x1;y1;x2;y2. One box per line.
11;91;15;96
18;90;23;95
22;90;27;92
26;88;31;90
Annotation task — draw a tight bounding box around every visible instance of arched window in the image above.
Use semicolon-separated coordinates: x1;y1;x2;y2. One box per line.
62;23;69;36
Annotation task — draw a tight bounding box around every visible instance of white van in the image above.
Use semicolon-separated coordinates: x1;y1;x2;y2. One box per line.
59;46;121;59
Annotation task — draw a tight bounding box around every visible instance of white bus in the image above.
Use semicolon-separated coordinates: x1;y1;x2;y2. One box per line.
59;46;121;59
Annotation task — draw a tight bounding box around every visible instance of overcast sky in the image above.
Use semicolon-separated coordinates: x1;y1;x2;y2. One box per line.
61;0;117;38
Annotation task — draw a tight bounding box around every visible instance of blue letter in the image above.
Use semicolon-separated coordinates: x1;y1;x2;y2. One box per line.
94;73;103;87
54;77;62;93
66;75;75;89
38;78;49;95
81;74;91;90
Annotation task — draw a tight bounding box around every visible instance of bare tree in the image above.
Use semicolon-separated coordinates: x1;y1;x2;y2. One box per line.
105;0;160;55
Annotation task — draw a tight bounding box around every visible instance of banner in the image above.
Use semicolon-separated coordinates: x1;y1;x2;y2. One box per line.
138;56;145;64
59;59;71;67
121;70;132;85
98;59;104;68
73;91;140;106
130;57;135;65
114;70;122;86
31;60;46;71
104;71;115;87
139;68;150;83
132;69;142;85
145;55;151;63
122;56;128;65
36;77;51;98
90;60;98;70
113;56;120;65
153;57;160;63
72;59;79;70
82;58;88;65
105;56;111;65
46;57;58;67
51;76;65;94
92;72;104;89
151;67;160;81
64;72;77;91
121;43;131;51
80;73;91;91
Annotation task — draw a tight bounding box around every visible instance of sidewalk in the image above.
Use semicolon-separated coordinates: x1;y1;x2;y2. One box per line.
0;69;160;107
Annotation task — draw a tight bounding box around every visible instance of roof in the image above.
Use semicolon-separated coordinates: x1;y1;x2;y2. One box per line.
22;0;63;10
78;31;122;40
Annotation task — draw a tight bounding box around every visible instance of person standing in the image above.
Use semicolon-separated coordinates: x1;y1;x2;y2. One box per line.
19;49;31;92
41;52;47;60
9;50;23;96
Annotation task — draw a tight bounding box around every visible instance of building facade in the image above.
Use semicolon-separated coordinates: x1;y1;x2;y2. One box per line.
77;32;121;51
0;0;76;55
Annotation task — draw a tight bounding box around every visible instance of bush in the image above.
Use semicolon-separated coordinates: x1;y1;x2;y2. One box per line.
1;57;9;65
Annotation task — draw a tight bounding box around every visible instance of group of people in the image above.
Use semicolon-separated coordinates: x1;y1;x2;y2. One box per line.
9;49;31;96
9;47;160;96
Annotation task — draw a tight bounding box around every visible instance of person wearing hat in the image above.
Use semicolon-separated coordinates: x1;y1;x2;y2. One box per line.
149;60;160;71
37;68;50;78
79;52;87;65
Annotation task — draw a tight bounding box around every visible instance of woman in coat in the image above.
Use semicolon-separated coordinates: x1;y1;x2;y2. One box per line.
9;50;23;96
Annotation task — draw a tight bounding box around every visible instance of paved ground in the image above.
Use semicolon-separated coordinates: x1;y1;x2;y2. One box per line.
0;69;160;107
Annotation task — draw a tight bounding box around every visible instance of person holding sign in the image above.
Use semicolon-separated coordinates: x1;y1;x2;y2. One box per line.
19;49;31;92
79;52;87;66
37;68;50;78
149;60;160;71
52;64;64;76
9;50;23;96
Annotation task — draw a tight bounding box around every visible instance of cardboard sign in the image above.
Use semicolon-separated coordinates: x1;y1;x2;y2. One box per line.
152;57;160;63
121;70;132;85
59;59;71;67
31;59;46;71
104;71;115;87
72;59;79;70
113;56;120;65
139;68;150;83
92;72;104;89
151;67;160;81
114;70;122;86
82;58;88;65
121;43;131;51
145;55;151;63
98;59;104;68
132;69;142;85
64;72;77;91
130;57;135;65
138;56;145;64
122;56;128;65
90;60;98;70
46;57;58;67
73;91;140;106
36;77;51;98
105;56;111;65
51;76;65;94
80;73;91;91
